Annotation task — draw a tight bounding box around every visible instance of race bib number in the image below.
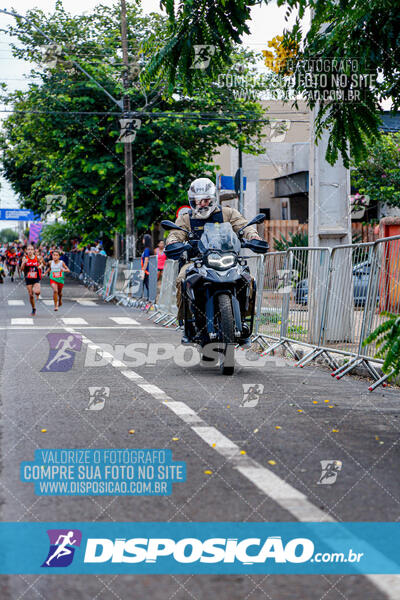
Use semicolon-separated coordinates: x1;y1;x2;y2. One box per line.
27;269;37;278
52;271;62;278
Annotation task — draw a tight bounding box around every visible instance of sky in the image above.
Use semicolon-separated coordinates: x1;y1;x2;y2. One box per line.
0;0;301;214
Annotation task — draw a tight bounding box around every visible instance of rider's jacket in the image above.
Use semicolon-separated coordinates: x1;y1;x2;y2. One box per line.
166;206;258;246
188;208;224;240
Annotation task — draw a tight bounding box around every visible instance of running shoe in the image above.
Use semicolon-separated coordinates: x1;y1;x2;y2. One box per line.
31;309;36;316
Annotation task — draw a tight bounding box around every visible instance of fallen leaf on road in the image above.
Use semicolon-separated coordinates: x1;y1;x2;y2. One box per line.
297;409;304;413
41;429;47;433
240;450;246;455
172;437;179;441
313;401;318;404
275;426;281;429
332;429;339;433
129;429;135;434
268;460;276;466
324;399;330;403
204;470;213;475
253;428;259;433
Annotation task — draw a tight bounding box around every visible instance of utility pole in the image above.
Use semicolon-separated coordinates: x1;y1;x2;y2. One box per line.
238;147;244;214
120;0;136;262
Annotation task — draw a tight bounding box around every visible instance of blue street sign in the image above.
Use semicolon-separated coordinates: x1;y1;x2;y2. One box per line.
219;175;247;192
0;209;39;221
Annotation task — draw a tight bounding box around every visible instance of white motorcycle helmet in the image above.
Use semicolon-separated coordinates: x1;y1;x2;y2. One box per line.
188;177;218;219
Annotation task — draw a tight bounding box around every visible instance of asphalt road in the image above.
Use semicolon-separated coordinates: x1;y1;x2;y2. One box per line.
1;274;399;599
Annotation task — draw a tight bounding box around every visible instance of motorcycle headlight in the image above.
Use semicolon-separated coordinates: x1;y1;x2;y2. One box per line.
206;252;237;270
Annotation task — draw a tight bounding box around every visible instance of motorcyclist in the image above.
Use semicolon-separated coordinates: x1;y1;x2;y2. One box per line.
165;177;264;339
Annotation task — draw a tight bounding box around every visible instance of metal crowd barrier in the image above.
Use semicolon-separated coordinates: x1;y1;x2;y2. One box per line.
66;251;161;309
254;237;400;391
67;236;400;391
100;257;118;301
148;259;179;327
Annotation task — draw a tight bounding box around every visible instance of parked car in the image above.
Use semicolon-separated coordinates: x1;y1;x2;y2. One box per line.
295;261;376;307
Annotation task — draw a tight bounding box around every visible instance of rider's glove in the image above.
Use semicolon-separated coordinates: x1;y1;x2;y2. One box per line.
164;242;192;260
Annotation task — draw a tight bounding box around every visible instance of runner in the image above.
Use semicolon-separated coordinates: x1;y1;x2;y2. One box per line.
5;245;18;282
45;249;70;311
17;244;25;279
21;245;41;315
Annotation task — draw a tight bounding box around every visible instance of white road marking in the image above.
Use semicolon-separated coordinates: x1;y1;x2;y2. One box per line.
11;318;34;325
0;326;160;331
77;299;97;306
122;370;143;381
111;359;126;368
61;318;88;325
138;383;169;398
8;300;24;306
110;316;140;325
57;328;400;599
42;300;54;306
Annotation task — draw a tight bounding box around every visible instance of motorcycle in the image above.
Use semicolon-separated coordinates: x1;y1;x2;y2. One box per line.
162;214;269;375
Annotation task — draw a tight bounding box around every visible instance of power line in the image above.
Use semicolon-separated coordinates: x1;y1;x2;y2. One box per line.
0;109;308;123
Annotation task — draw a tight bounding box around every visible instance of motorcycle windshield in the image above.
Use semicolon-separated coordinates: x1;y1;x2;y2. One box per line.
198;222;241;254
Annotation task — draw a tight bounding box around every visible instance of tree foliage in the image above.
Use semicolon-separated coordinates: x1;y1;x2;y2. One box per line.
40;222;77;248
147;0;400;167
0;1;267;246
352;132;400;209
363;312;400;378
0;228;18;243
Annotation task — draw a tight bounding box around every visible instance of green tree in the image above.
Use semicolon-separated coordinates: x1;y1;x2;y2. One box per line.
0;1;267;247
0;227;18;243
147;0;400;167
352;132;400;209
40;222;77;248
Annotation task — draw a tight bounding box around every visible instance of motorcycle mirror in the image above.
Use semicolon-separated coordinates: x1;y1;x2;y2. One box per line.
237;213;266;236
161;220;189;233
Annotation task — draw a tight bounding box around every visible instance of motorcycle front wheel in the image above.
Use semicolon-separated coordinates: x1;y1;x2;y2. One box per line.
217;293;235;375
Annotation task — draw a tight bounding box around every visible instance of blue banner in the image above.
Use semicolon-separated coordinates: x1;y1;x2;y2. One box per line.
219;175;247;191
0;522;399;574
0;208;39;221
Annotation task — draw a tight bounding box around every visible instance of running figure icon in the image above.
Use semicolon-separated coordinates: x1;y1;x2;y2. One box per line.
42;528;82;568
45;531;77;566
41;333;82;372
45;335;77;371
